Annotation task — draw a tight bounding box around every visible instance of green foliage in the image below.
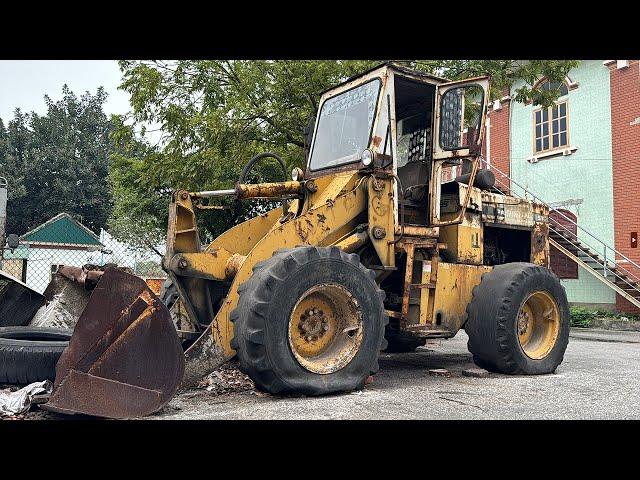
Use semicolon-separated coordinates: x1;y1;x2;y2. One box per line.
570;307;640;327
110;60;578;242
0;86;114;236
411;60;579;106
569;307;596;328
133;259;165;277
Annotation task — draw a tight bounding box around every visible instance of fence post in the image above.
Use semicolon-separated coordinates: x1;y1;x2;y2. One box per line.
0;177;8;270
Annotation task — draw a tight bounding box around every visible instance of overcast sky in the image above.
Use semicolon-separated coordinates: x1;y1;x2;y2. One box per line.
0;60;131;123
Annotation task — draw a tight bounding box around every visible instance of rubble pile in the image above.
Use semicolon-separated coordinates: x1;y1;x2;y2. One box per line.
197;360;255;395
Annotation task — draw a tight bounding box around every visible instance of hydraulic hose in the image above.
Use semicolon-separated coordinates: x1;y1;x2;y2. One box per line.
239;152;288;185
238;152;289;215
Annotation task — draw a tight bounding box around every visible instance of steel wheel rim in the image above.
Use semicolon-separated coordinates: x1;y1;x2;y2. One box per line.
517;290;560;360
288;283;363;374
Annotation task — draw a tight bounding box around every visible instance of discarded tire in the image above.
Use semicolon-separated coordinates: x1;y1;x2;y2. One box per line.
0;327;72;384
465;262;570;375
231;246;388;396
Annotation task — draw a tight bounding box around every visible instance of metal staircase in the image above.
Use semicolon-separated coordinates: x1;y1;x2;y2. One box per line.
480;159;640;310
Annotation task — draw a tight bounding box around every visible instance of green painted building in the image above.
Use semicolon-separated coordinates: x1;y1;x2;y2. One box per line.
486;60;640;311
3;213;104;293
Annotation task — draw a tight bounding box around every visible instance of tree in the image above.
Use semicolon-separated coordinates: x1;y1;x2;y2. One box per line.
111;60;578;244
0;110;29;202
0;86;114;236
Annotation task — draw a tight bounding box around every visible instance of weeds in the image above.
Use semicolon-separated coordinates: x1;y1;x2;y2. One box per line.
569;307;640;328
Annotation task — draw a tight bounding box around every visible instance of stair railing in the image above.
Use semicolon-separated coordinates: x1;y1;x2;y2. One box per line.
481;159;640;293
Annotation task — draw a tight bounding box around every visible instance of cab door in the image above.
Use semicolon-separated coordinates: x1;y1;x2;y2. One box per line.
432;77;490;160
430;77;490;226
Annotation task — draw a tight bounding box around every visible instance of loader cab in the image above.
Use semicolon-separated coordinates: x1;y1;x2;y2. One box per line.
393;74;437;226
305;64;489;228
391;69;489;228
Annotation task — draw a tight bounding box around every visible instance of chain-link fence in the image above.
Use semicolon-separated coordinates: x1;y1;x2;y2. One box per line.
0;212;165;295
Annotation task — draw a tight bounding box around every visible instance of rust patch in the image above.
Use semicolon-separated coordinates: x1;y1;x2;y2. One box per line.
236;181;302;199
532;221;550;266
144;278;164;296
295;222;310;243
44;268;184;419
372;135;382;147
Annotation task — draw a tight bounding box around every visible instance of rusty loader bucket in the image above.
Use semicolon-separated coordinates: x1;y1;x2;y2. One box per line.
42;267;185;419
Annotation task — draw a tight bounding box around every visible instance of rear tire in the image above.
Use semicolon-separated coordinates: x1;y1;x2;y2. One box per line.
231;246;388;395
465;263;569;375
0;327;72;384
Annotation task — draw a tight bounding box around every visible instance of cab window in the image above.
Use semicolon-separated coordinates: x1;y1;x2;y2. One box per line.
309;79;381;171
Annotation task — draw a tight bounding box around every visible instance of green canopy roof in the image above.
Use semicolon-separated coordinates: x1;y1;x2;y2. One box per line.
20;213;103;249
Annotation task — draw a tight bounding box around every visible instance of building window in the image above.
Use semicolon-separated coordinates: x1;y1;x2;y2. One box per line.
533;80;569;154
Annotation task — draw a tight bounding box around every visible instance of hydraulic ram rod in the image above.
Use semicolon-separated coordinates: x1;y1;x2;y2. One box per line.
191;189;236;198
191;181;303;199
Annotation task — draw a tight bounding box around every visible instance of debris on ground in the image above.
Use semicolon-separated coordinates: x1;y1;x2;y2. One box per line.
197;360;255;395
462;367;491;378
428;368;452;377
0;380;52;417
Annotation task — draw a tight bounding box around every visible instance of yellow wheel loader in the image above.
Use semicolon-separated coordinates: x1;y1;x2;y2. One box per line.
11;63;569;418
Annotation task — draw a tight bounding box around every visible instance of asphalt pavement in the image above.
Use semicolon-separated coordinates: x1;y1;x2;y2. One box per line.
154;328;640;420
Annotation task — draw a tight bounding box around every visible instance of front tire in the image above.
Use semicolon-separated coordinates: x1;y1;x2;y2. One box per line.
465;263;569;375
230;246;388;395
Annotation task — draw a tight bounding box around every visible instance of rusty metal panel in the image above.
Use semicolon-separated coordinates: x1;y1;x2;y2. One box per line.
0;270;44;326
458;183;483;212
166;249;237;281
431;262;491;333
482;191;540;229
439;212;483;265
205;206;282;257
532;221;550;267
144;278;164;296
367;176;395;267
182;173;367;387
44;268;184;418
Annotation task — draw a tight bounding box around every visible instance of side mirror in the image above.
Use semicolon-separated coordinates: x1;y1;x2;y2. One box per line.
303;116;315;162
303;116;315;146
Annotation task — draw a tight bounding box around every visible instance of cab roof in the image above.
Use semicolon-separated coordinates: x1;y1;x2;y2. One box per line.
319;62;449;97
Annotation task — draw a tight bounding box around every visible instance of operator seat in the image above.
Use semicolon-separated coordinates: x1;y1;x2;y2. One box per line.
396;123;431;206
397;161;429;205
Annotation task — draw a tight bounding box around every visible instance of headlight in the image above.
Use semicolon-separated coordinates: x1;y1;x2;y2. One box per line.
291;167;304;182
361;149;374;166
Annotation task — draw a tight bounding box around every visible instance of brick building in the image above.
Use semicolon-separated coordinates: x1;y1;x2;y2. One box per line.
483;60;640;313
